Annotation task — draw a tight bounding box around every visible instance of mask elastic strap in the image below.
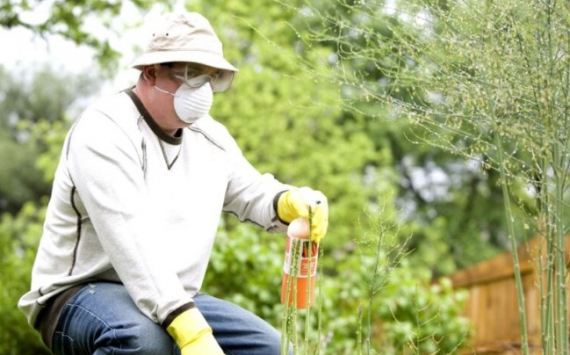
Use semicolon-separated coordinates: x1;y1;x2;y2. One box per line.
154;85;177;97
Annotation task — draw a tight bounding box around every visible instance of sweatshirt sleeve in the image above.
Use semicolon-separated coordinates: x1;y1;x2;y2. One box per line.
66;108;192;324
221;133;291;233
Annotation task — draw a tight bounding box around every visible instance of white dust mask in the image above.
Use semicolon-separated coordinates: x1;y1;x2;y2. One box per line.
154;83;214;124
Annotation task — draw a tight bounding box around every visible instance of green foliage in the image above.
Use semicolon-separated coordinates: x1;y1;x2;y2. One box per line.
0;126;47;214
30;119;71;184
204;221;284;325
279;0;544;275
0;66;96;215
0;202;49;355
205;215;471;354
376;265;470;355
0;116;67;354
192;1;388;262
0;66;96;129
292;0;569;353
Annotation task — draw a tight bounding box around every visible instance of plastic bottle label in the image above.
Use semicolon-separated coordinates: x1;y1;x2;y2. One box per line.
282;235;319;278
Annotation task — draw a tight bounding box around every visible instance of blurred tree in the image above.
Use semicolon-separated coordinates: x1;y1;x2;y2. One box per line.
276;0;535;275
294;0;570;353
0;66;97;214
190;0;395;257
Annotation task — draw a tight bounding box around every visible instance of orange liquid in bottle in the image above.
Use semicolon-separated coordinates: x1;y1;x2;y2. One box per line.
281;218;319;309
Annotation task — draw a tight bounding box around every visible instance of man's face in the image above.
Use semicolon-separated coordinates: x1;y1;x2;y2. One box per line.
143;62;222;133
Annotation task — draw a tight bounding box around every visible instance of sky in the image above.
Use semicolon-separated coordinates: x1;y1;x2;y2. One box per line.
0;1;185;95
0;0;408;94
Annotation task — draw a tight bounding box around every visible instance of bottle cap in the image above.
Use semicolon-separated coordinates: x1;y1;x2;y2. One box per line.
287;218;310;240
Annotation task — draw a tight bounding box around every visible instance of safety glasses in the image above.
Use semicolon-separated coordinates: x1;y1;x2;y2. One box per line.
167;63;234;92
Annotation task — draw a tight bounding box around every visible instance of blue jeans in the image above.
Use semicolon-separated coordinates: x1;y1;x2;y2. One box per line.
51;282;290;355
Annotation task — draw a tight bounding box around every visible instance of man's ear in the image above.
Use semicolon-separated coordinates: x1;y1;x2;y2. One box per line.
141;65;158;84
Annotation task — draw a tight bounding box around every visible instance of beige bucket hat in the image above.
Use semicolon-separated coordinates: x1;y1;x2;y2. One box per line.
132;12;238;90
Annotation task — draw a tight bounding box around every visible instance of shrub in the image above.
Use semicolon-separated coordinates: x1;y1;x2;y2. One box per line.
0;202;50;355
204;219;472;354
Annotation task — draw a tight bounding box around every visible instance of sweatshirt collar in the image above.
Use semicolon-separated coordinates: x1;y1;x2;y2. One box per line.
125;88;183;145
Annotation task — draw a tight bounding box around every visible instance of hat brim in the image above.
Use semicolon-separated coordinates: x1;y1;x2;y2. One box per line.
132;50;238;72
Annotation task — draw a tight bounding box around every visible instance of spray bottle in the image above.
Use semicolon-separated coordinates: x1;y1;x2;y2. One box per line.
281;217;319;309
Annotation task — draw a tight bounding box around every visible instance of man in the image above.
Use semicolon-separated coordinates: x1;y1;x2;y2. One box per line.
18;11;328;355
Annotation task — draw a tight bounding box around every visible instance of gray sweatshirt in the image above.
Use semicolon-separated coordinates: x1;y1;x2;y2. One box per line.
18;90;289;327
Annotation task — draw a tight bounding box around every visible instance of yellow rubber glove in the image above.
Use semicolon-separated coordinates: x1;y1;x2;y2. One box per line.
167;308;224;355
277;187;329;243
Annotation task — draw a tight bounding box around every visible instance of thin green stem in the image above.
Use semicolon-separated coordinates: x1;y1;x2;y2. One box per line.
281;283;292;355
281;236;302;355
315;240;324;355
357;305;363;355
281;242;295;355
305;210;314;351
494;128;530;355
291;238;300;354
366;227;384;355
538;154;555;355
553;141;568;355
540;159;556;355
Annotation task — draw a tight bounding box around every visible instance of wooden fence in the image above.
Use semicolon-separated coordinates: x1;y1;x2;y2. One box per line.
447;236;570;355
